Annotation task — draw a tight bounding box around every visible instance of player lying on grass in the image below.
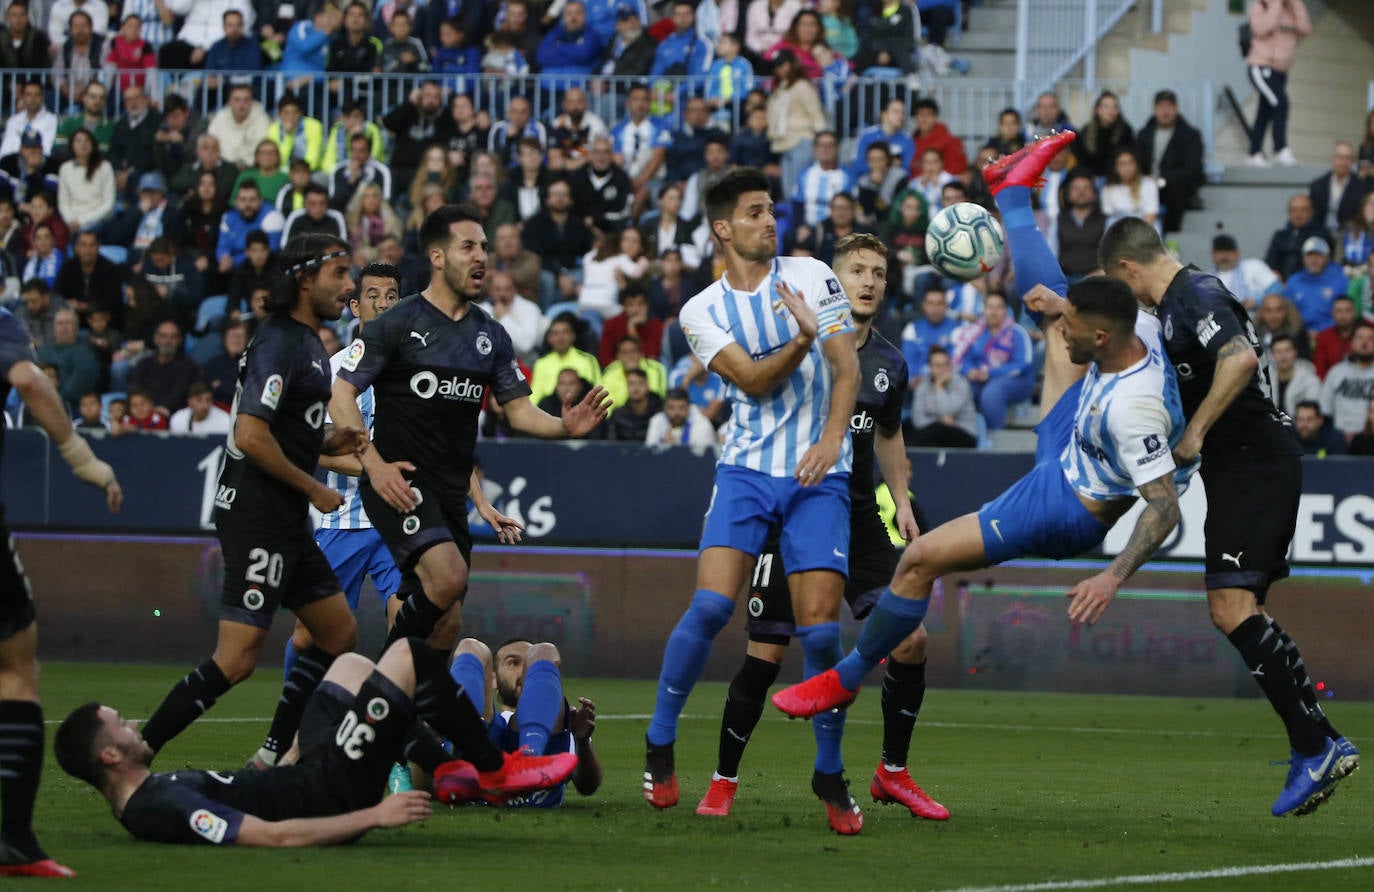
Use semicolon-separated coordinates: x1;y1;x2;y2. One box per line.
425;637;602;807
697;233;947;824
774;131;1198;720
53;638;579;847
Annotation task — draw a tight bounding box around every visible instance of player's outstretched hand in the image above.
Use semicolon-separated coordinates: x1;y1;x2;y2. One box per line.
775;280;818;342
374;790;433;829
562;386;611;437
794;438;840;487
570;697;597;742
479;503;525;544
309;481;345;515
1023;284;1068;319
105;479;123;514
371;460;418;512
322;425;368;457
894;502;920;542
1065;573;1120;625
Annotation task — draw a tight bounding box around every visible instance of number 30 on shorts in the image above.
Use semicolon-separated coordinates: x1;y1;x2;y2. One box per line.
245;548;284;588
335;710;376;760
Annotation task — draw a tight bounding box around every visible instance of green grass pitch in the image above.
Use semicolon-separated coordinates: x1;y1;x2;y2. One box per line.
32;663;1373;891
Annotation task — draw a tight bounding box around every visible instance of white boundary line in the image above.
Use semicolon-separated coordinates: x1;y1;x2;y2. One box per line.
933;856;1374;892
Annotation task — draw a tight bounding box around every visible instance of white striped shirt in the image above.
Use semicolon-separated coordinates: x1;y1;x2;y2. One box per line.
121;0;176;49
791;163;851;227
679;256;855;478
317;348;375;530
1061;312;1197;501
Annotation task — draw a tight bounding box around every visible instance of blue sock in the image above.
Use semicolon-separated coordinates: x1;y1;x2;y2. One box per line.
994;184;1067;326
449;652;486;707
798;623;846;774
647;590;735;746
516;659;563;755
283;639;298;682
834;590;929;690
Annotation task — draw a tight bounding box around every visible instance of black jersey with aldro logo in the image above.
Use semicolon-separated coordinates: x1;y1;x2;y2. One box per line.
338;296;530;504
849;329;908;521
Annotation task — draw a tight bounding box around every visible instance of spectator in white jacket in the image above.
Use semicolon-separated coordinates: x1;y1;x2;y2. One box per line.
645;388;717;448
1268;333;1321;419
479;271;543;362
57;128;115;232
907;345;979;448
206;82;270;168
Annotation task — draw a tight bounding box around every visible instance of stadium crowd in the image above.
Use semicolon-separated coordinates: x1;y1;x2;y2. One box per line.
0;0;1371;454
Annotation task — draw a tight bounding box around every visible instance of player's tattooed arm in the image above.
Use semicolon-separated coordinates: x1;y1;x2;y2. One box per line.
1066;474;1179;625
1174;333;1258;464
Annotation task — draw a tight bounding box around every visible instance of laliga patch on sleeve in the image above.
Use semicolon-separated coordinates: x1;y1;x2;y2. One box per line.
261;374;284;410
341;339;365;372
189;808;229;844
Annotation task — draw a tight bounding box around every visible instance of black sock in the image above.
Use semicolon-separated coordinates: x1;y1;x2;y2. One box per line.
881;658;927;769
384;590;446;651
1268;617;1340;741
405;638;502;771
1227;615;1325;757
0;701;47;861
141;660;232;753
261;646;336;758
715;655;780;779
402;721;453;774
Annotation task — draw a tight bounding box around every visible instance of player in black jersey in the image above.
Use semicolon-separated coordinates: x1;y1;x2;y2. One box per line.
139;235;372;770
52;638;580;847
0;307;122;878
1100;217;1359;817
696;234;949;823
332;204;609;651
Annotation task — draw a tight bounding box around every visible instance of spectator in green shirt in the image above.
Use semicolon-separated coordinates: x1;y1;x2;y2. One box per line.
56;81;114;154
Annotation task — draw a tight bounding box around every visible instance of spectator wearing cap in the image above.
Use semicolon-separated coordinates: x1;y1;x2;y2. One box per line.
128;171;169;252
282;183;348;243
646;387;716;447
1265;193;1332;280
207;82;271;169
1133;89;1205;234
36;306;100;405
1313;295;1362;379
0;3;51;71
205;8;263;95
1210;234;1280;311
1284;236;1349;333
55;229;126;319
598;4;656;77
1;77;57;157
0;130;60;207
169;380;232;434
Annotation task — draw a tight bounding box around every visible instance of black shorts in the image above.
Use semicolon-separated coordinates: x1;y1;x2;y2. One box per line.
295;674;416;813
1200;451;1301;602
746;511;900;644
361;476;473;576
0;507;35;641
217;515;341;629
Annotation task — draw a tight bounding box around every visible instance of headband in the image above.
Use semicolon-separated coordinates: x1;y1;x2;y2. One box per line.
284;248;350;277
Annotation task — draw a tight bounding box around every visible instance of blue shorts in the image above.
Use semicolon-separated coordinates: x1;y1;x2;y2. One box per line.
1035;376;1083;465
977;459;1110;565
488;709;574;809
313;527;402;609
700;465;851;577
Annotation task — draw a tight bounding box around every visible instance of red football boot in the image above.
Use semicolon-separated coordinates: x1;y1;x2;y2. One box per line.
643;736;679;809
871;766;950;820
478;749;579;805
0;840;74;879
982;130;1077;195
772;669;859;718
432;759;483;804
695;777;739;816
813;771;863;835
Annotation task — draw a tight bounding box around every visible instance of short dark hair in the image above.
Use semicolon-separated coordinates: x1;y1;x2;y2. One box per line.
866;140;891;157
1066;276;1138;337
616;334;643;352
1212;234;1239;253
278;93;302;112
358;262;402;290
1270;333;1297;350
350;132;371;148
665;388;690;403
147;236;174;255
999;107;1022;122
235;179;260;195
1153;89;1178;107
187;380;212;398
245;229;270;249
928;345;949;361
30;189;54;207
620;283;647;303
54;702;105;788
303;182;329;199
390;7;410;19
625;368;648;382
704;168;771;225
20;278;51;296
163;94;188;116
548;311;579;333
914;97;940;116
1332;294;1355;306
1098;216;1168;271
420;204;485;253
68;9;91;27
1295;400;1322;417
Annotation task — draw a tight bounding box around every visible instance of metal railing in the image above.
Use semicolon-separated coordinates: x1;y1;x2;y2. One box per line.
1013;0;1155;109
0;68;1215;166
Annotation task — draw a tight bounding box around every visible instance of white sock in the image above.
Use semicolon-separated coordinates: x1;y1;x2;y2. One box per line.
712;771;738;783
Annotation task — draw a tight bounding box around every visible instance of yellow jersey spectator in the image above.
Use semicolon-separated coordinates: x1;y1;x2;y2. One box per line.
321;100;388;172
529;313;601;405
266;94;325;172
601;335;668;409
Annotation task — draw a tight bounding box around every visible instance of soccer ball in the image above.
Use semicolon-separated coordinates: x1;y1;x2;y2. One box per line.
924;202;1006;282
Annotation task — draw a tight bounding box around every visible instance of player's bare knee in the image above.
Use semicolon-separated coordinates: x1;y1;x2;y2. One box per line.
526;642;561;668
324;652;375;692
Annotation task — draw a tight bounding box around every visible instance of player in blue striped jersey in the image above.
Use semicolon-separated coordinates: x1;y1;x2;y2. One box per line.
775;134;1200;720
643;169;863;832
